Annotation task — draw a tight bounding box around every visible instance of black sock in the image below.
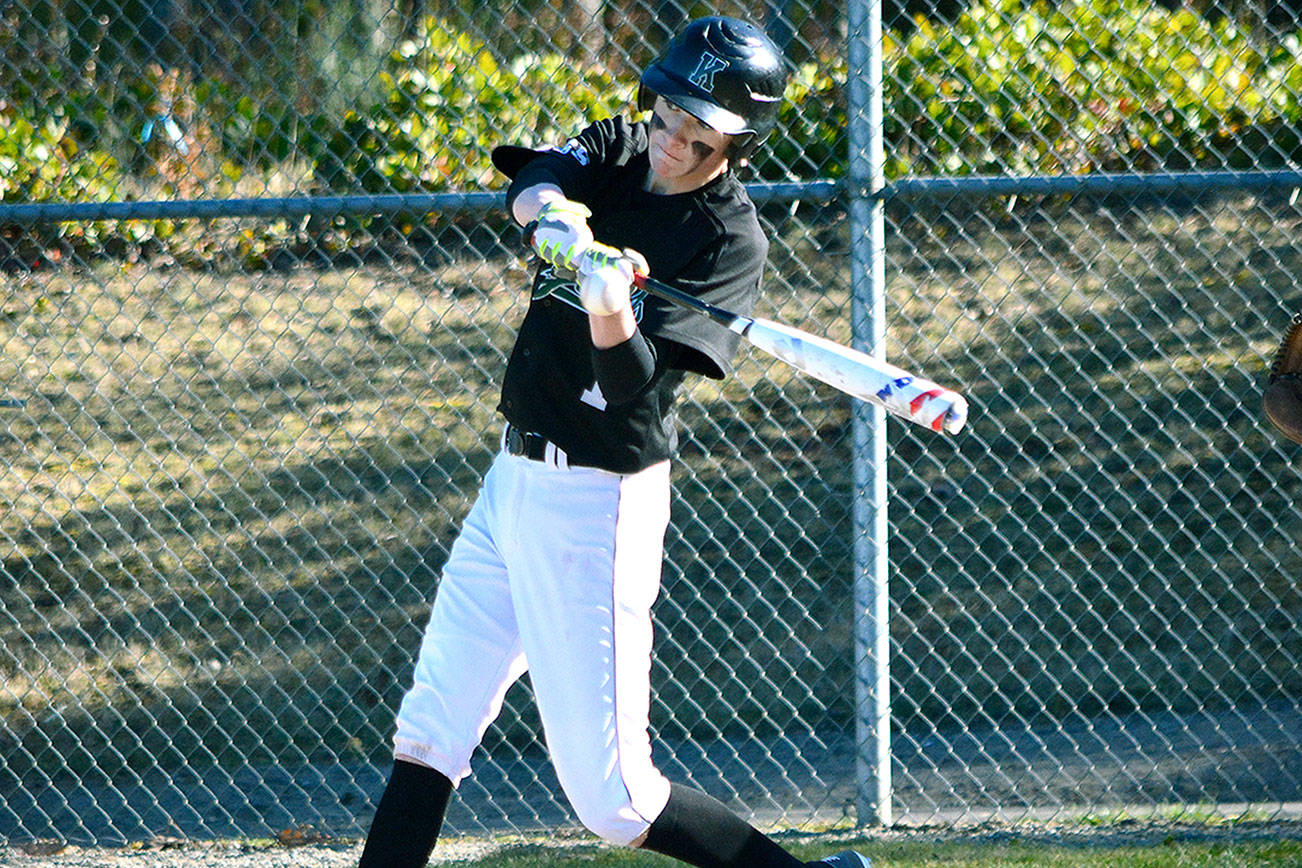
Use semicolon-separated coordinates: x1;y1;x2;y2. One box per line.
640;783;804;868
357;759;453;868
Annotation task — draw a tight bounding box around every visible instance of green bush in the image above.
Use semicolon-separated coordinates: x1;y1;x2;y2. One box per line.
0;110;120;204
306;19;632;194
759;61;847;181
0;105;126;257
888;0;1302;174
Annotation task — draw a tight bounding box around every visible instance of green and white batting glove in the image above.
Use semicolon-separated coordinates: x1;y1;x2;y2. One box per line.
531;199;593;271
577;243;647;317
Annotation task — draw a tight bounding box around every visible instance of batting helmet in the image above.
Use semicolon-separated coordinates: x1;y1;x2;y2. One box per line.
637;16;787;159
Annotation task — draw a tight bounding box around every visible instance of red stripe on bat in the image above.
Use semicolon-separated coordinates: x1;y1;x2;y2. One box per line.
907;389;948;432
911;389;945;415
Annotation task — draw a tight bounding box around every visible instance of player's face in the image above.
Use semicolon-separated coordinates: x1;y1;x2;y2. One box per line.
646;98;733;195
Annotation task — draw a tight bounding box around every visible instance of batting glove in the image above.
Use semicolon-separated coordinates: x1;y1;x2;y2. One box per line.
577;243;647;317
531;199;593;271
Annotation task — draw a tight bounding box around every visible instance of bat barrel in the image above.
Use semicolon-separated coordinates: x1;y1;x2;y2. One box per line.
634;270;970;435
741;318;970;435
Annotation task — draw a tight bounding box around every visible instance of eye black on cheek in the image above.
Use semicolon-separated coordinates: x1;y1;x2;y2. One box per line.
690;141;715;160
649;113;667;132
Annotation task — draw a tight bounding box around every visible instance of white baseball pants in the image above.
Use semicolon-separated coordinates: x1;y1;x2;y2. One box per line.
393;449;673;844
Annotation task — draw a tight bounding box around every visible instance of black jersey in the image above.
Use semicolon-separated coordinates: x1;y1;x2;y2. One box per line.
492;116;767;474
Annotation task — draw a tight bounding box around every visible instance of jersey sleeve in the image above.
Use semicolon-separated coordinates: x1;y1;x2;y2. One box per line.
495;118;636;210
645;226;767;380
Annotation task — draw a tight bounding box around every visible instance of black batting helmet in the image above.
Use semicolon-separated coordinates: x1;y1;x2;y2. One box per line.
637;16;787;159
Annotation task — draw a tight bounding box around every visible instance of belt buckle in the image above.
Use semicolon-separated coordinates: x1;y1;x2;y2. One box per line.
506;425;526;456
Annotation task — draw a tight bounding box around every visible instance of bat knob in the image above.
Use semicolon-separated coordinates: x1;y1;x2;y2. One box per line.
941;395;969;435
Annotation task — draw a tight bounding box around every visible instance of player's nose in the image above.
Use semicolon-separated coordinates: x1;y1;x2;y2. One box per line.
661;116;691;149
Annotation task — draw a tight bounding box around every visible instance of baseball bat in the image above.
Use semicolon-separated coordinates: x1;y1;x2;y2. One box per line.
632;272;969;435
523;223;969;434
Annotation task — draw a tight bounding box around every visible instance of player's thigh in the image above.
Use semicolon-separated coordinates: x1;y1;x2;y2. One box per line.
511;462;672;840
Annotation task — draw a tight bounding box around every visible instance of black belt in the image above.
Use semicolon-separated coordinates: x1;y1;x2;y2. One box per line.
504;423;551;461
502;424;628;474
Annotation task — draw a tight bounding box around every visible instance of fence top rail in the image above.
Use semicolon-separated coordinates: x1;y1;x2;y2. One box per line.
2;172;1299;225
879;169;1302;200
0;182;838;225
0;191;504;225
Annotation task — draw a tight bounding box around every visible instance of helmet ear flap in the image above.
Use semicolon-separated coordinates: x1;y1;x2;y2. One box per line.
636;83;656;114
728;132;758;162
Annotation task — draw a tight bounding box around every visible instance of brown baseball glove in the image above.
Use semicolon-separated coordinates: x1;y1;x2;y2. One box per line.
1264;312;1302;445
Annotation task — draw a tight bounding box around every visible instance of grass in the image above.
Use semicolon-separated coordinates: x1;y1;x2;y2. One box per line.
438;838;1302;867
0;193;1300;839
6;827;1302;865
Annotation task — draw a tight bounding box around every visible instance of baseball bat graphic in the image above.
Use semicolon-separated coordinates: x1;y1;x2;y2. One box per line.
631;272;969;435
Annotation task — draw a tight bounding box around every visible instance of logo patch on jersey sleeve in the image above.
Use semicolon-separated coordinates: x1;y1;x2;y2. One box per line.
539;138;590;166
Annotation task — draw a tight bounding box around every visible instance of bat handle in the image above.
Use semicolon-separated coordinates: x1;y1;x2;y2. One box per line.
520;220;539;252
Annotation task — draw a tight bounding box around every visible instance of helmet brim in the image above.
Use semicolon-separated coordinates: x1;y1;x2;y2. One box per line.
640;66;751;136
491;144;549;179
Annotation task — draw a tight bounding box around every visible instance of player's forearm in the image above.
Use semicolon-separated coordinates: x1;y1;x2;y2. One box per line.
591;328;658;405
510;182;567;227
589;306;637;348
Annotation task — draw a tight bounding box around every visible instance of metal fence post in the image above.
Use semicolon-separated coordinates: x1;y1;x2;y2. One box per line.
847;0;892;828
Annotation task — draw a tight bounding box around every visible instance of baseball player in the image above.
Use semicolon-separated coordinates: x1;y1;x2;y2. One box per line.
356;16;870;868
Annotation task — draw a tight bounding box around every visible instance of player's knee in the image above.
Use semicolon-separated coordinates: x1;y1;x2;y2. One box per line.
553;759;668;845
547;721;670;844
565;793;650;845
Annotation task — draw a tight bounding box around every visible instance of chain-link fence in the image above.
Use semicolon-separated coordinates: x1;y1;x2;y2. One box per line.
2;0;1301;848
